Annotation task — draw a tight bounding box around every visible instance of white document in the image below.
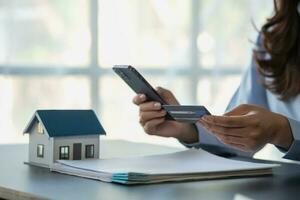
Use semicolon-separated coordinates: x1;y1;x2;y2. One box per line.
51;149;279;184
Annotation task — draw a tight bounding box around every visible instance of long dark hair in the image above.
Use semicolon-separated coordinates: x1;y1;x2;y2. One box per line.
254;0;300;101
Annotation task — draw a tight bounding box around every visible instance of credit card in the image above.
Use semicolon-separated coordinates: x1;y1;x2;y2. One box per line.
162;105;211;123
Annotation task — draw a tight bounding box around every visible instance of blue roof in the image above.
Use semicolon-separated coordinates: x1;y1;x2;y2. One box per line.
24;110;106;137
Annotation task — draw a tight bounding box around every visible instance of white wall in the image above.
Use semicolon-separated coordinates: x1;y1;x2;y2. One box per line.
28;121;53;167
53;135;100;161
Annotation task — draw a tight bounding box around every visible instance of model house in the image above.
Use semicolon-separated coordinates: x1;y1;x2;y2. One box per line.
23;110;106;168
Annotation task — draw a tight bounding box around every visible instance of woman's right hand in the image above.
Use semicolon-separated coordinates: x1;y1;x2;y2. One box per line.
132;87;199;144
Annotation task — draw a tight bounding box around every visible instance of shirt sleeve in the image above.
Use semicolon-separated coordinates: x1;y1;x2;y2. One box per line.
280;118;300;160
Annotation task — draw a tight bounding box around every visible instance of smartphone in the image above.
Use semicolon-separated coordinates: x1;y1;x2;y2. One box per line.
113;65;174;120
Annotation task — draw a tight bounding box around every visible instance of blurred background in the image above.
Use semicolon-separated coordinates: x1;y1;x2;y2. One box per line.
1;0;284;160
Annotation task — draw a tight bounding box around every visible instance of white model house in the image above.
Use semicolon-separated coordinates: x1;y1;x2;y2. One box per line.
23;110;106;168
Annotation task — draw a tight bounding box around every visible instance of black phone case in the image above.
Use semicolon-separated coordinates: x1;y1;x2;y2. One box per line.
113;65;174;120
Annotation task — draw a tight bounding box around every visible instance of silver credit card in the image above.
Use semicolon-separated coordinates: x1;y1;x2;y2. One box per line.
162;105;211;123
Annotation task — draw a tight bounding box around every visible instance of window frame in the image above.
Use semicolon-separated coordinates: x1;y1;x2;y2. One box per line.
59;146;70;160
85;144;95;158
37;122;44;134
0;0;257;146
0;0;243;112
37;144;44;158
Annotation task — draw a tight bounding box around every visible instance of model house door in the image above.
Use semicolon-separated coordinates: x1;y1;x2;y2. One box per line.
73;143;82;160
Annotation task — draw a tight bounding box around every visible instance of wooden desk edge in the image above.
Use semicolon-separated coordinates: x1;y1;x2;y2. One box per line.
0;186;48;200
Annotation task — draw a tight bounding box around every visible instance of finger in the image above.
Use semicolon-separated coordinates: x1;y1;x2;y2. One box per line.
227;142;248;151
215;134;247;144
139;101;162;112
215;134;247;149
132;94;147;105
204;125;248;151
156;86;179;105
199;119;246;137
144;118;165;135
224;104;250;116
139;110;167;126
201;115;251;128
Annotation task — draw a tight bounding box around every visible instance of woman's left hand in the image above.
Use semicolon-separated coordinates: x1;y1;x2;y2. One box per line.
199;104;293;152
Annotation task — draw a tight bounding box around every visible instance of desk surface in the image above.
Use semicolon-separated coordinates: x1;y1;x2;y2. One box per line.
1;140;300;200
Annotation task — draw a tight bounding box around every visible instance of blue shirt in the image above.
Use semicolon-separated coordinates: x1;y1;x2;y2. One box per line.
185;36;300;161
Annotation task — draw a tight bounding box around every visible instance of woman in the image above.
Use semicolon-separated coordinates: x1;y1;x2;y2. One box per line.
133;0;300;161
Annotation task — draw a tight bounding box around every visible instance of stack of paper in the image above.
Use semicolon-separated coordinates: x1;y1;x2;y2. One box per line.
51;149;279;184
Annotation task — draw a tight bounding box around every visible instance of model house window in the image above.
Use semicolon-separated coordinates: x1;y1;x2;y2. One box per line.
59;146;69;160
38;122;44;134
85;145;94;158
37;144;44;158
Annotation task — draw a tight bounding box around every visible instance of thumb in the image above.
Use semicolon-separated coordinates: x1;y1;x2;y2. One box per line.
155;86;179;105
224;104;250;116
